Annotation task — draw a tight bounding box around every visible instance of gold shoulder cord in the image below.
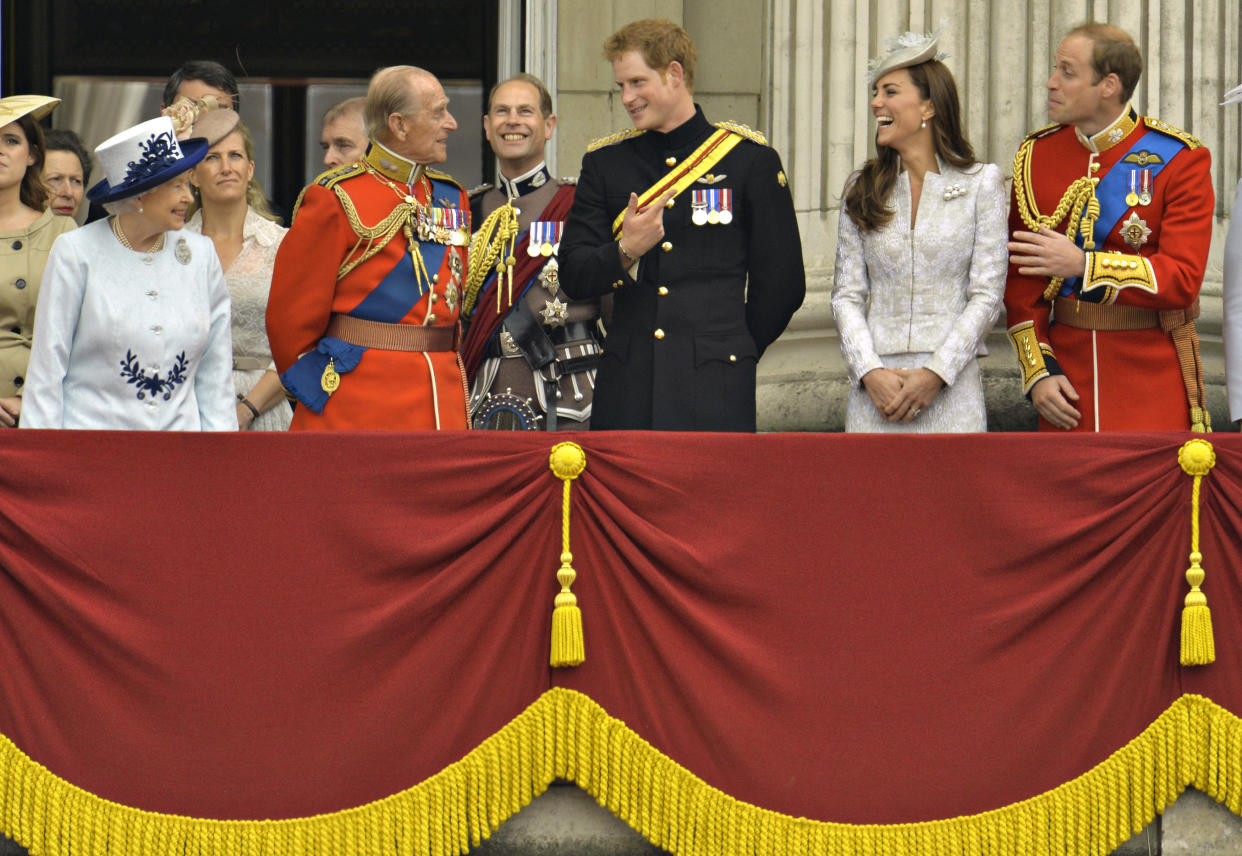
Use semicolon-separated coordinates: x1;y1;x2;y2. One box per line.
462;202;520;318
1012;139;1100;300
331;169;431;291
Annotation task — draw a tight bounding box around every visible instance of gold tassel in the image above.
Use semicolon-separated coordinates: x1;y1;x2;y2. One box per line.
548;442;587;667
1177;439;1216;666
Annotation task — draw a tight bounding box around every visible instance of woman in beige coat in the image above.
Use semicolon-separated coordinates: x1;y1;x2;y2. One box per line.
0;95;75;427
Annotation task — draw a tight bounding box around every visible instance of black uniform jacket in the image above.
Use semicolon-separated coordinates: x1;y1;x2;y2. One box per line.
559;107;805;431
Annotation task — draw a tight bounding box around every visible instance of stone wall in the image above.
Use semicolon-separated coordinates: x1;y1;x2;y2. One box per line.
548;0;1242;431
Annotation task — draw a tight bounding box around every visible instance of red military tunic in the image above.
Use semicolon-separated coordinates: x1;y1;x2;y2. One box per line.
1004;107;1213;431
267;142;470;430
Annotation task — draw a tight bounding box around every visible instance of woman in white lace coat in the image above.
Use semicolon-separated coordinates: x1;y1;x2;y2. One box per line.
831;31;1007;432
182;108;291;430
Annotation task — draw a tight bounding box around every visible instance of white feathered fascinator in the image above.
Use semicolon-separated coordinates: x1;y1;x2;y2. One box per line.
1222;83;1242;107
867;21;951;86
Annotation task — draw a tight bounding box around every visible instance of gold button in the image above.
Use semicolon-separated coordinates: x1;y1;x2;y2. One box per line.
661;241;672;252
729;355;737;363
665;157;676;166
654;328;665;340
429;293;438;303
665;198;675;208
433;273;440;284
426;313;437;323
612;280;622;289
658;286;669;296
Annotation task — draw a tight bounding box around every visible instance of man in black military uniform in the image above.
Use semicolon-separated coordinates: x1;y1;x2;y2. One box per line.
461;73;602;430
559;18;805;431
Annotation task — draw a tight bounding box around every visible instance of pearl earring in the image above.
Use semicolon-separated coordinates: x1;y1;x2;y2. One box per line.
137;206;143;214
921;119;927;129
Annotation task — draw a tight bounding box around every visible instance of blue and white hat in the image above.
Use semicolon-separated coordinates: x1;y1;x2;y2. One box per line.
87;116;208;204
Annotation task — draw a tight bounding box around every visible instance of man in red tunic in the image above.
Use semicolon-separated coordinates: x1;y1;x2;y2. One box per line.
266;66;470;430
1005;23;1213;432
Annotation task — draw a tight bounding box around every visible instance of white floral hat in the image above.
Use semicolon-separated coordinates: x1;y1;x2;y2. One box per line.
87;116;207;204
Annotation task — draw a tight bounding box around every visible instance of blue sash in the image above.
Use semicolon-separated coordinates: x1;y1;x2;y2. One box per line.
349;175;461;321
1063;128;1184;298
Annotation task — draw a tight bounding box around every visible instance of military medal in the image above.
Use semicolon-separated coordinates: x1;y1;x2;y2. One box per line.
1121;212;1152;251
175;237;192;265
1125;171;1139;208
1138;169;1152;206
717;188;733;225
539;257;560;293
321;357;340;394
527;221;543;257
540;297;569;327
691;190;709;225
706;190;721;224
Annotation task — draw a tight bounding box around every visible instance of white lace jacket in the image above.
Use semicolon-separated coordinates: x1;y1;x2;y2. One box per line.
831;161;1008;386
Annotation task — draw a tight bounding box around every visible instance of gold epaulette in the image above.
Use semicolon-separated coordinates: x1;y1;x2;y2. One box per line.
1023;122;1063;142
1143;117;1204;150
291;163;366;222
468;182;494;198
314;162;366;189
587;128;644;152
714;120;767;146
425;168;466;191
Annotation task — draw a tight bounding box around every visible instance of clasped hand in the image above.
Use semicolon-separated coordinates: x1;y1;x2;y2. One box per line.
861;367;943;423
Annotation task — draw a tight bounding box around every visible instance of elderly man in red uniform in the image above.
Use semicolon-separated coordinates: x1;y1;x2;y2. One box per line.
1005;23;1213;432
266;66;469;429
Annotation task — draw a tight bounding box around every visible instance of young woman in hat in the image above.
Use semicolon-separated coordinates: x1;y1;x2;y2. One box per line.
180;107;291;430
831;28;1008;432
0;95;76;428
21;115;237;430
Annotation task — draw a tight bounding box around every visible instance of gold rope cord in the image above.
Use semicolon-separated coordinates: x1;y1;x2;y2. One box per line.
0;690;1239;856
1012;140;1101;301
548;442;586;668
1178;439;1217;665
462;202;519;319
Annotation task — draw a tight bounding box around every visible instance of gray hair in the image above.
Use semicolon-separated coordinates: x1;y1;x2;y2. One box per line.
364;66;433;141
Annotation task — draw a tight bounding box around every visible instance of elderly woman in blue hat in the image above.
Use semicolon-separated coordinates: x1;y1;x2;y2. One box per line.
22;116;237;429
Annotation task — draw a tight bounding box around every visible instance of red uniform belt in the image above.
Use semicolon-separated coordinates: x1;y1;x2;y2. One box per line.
326;314;458;352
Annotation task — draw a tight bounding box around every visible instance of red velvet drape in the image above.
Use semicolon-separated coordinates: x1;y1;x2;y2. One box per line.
0;430;1237;823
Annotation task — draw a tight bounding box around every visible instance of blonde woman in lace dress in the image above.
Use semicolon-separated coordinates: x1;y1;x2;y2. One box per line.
182;108;290;430
831;29;1007;432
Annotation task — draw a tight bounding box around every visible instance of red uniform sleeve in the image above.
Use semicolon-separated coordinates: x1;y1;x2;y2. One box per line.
265;184;355;375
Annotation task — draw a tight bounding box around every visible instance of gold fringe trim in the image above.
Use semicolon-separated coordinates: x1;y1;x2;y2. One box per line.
0;690;1240;855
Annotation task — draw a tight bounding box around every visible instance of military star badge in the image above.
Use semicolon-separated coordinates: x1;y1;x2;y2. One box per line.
1108;127;1125;144
540;298;569;327
1120;212;1152;250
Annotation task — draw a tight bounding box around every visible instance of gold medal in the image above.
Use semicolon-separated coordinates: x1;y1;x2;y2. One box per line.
706;210;720;225
541;242;553;257
321;358;340;394
1125;191;1139;207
